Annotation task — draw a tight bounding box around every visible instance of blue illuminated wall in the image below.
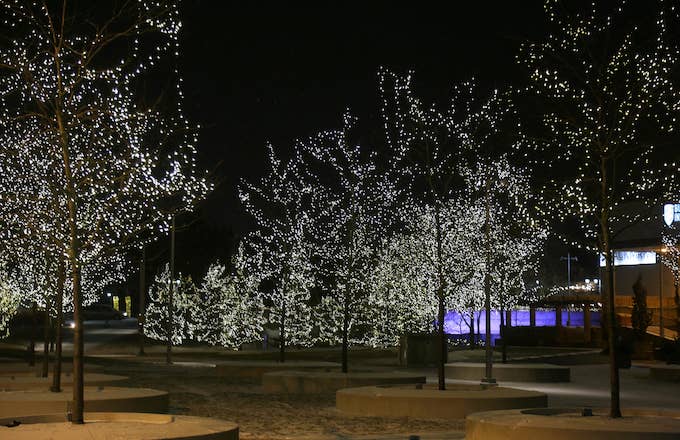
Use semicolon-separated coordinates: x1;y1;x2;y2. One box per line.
443;309;601;336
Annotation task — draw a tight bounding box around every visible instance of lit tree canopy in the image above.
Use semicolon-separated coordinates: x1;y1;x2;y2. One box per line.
0;1;211;422
379;68;530;388
144;264;193;345
300;112;399;371
0;264;21;339
661;226;680;305
367;199;485;346
460;156;547;311
518;0;680;418
0;1;211;263
519;0;680;249
239;146;317;361
191;244;264;349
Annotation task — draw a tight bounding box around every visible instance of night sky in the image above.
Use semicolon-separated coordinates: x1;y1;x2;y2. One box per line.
180;1;544;227
162;1;586;279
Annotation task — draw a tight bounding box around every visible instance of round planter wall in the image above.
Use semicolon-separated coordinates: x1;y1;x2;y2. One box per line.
0;386;169;417
466;408;680;440
263;371;426;393
336;384;547;419
0;362;103;375
0;373;127;389
0;412;239;439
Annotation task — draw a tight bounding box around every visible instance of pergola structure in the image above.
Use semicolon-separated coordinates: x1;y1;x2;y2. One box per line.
531;292;601;343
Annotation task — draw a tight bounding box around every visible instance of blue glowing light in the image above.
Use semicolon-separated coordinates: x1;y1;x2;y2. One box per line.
442;309;601;335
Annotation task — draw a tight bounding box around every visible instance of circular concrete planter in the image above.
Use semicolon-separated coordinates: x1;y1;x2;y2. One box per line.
649;364;680;382
0;386;168;417
0;412;238;439
0;362;103;375
466;408;680;440
263;370;426;393
336;383;547;419
445;362;570;382
0;373;127;389
214;360;340;379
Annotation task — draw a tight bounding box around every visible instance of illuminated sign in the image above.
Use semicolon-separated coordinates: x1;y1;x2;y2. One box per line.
599;251;657;267
664;203;680;227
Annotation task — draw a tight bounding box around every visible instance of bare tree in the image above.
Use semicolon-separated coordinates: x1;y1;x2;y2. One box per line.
0;0;210;423
519;1;680;417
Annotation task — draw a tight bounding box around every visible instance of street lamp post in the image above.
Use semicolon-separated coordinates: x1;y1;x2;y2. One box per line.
482;177;496;386
166;215;175;365
658;249;666;339
138;245;146;356
560;253;578;326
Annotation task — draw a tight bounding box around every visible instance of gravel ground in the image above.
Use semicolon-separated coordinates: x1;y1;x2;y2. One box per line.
99;359;465;440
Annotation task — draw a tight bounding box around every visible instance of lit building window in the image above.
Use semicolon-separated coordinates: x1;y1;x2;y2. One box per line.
599;251;658;267
663;203;680;226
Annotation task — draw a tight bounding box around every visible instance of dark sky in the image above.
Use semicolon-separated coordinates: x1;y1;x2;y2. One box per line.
164;1;580;278
179;1;546;231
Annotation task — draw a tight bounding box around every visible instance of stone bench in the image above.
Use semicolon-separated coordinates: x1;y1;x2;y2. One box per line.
263;370;425;393
214;360;340;379
445;362;570;382
0;412;239;439
0;386;168;417
466;408;680;440
336;383;547;419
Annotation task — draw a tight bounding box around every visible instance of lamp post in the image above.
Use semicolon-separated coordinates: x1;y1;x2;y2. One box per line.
138;245;146;356
657;248;667;339
560;253;578;326
482;177;500;386
166;215;175;365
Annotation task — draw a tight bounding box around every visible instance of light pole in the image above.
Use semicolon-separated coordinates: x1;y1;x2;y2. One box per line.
166;215;175;365
560;253;578;326
482;177;497;386
658;248;666;339
138;245;146;356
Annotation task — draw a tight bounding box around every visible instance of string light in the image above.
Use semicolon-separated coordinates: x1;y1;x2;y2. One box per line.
239;145;317;354
298;112;400;363
0;1;211;338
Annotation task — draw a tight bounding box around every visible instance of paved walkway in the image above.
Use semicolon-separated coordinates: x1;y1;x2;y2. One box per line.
442;363;680;411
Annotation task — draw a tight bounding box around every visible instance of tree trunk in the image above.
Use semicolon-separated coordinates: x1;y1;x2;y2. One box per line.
604;245;621;417
41;300;50;378
433;202;446;391
469;310;475;349
65;178;84;422
342;296;349;373
55;55;85;421
437;289;446;390
51;259;65;392
500;307;507;364
601;158;621;418
279;312;286;363
50;322;55;352
483;180;494;384
70;255;84;423
28;301;37;367
675;281;679;328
